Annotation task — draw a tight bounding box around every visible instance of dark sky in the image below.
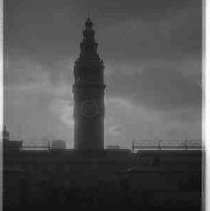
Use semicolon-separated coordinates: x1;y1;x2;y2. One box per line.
4;0;202;148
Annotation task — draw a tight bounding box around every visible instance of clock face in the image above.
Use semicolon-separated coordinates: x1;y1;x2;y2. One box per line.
81;101;98;118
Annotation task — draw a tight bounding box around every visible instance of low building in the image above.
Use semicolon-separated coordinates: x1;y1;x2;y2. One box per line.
51;140;66;150
106;145;120;150
3;126;22;152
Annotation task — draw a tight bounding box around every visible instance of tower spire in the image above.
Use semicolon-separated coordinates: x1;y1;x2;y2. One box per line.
84;16;93;30
78;17;99;59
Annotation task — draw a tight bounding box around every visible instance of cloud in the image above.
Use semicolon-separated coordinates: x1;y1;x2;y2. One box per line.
104;96;201;149
107;67;201;110
5;48;75;88
108;125;126;137
6;0;201;71
4;66;73;144
99;0;201;62
4;0;201;148
49;98;74;128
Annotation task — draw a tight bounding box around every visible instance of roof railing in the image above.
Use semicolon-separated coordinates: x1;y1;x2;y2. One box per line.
132;139;202;152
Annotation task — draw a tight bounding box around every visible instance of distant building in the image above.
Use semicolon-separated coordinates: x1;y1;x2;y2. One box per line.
4;141;23;152
3;126;22;151
3;125;10;142
22;141;49;151
106;145;120;150
51;139;66;150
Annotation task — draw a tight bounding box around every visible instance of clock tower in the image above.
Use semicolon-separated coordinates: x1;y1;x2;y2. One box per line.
73;18;106;151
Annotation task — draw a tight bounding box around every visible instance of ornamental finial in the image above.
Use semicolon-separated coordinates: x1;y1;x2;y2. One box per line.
85;15;93;29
